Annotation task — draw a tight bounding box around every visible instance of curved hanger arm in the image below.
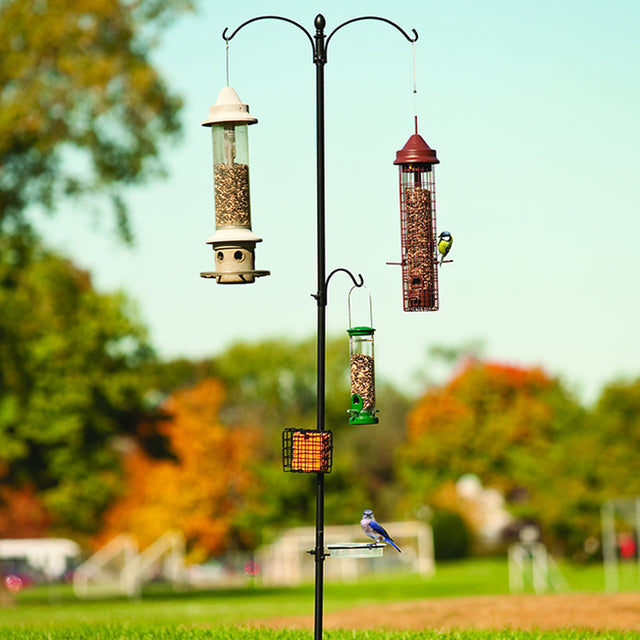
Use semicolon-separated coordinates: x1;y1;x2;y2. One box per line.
326;16;418;54
223;15;315;57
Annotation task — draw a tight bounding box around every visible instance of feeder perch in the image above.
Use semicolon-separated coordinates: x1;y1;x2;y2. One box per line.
283;428;333;473
200;86;270;284
347;287;379;425
394;121;440;311
327;543;385;558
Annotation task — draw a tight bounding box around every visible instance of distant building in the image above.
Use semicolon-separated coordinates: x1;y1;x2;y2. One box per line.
456;474;514;547
0;538;81;581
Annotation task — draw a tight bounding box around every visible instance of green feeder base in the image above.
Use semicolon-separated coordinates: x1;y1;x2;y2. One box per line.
349;412;379;426
349;393;379;425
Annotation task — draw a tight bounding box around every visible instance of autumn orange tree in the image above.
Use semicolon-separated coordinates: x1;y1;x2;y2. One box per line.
98;378;260;560
398;359;587;552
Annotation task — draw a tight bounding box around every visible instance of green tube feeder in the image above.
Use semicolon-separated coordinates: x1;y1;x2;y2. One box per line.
347;287;379;425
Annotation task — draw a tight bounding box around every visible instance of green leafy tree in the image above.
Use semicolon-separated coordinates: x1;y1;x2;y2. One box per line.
0;234;161;536
589;378;640;493
211;336;410;539
0;0;193;240
398;360;586;552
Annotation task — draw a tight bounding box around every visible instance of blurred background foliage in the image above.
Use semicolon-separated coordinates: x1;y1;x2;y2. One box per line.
3;234;640;560
1;0;640;564
0;0;193;240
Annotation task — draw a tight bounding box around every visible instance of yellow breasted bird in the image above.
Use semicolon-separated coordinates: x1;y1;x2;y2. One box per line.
437;231;453;265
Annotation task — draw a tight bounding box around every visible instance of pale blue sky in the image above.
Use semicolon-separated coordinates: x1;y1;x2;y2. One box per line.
34;0;640;404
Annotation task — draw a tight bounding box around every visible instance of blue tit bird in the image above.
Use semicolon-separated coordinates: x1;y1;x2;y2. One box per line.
360;509;401;552
437;231;453;265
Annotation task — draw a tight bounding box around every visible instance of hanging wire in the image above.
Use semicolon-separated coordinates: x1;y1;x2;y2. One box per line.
412;41;418;134
225;39;230;85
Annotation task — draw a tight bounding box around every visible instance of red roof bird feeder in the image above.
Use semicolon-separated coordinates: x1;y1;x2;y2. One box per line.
394;122;440;312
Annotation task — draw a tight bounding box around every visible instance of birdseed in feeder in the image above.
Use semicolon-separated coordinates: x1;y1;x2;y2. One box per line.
350;353;375;411
213;163;251;227
403;185;438;310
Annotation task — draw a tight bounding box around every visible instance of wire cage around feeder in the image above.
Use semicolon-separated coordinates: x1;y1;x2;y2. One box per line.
347;287;379;425
282;429;333;473
394;129;440;311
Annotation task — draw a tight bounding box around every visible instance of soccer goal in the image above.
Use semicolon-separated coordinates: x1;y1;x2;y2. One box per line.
601;497;640;592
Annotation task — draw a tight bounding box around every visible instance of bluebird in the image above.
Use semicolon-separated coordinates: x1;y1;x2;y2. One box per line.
437;231;453;265
361;509;401;552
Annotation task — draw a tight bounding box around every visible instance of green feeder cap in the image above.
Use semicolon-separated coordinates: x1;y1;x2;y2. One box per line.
347;326;375;336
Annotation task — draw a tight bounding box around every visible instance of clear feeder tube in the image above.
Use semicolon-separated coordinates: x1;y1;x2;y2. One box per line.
347;287;379;426
211;122;251;229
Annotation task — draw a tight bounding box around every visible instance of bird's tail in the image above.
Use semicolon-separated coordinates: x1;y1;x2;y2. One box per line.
387;539;401;553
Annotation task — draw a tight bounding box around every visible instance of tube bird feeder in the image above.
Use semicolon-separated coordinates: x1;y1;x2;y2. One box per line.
347;287;379;425
200;87;270;284
394;120;439;311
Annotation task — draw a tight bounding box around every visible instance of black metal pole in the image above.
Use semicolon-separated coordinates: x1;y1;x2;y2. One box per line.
313;15;327;640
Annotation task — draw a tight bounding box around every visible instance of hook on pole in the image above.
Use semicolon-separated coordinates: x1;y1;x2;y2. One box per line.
312;268;364;306
326;267;364;291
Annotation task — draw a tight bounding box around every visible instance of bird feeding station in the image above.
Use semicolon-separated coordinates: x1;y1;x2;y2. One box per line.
347;287;378;425
215;13;426;640
200;86;270;284
394;119;440;311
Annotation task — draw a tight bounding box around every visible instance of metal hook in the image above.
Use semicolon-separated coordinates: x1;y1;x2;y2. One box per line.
326;267;364;290
313;268;363;306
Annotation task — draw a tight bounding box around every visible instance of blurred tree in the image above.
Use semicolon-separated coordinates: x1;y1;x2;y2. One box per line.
430;507;471;560
589;377;640;494
206;336;411;538
327;380;411;523
0;0;193;241
571;376;640;549
0;233;162;536
211;336;348;536
0;485;52;538
97;378;260;560
398;360;586;553
95;335;405;553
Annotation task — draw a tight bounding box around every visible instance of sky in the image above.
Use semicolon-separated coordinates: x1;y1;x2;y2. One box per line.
33;0;640;404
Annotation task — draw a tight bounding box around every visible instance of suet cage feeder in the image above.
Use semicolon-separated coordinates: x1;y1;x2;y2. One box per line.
200;86;270;284
283;428;333;473
394;124;440;311
347;287;379;425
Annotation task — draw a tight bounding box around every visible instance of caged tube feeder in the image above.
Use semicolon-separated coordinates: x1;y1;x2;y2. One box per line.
394;118;440;311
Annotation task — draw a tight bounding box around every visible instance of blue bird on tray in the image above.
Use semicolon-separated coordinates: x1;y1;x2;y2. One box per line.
360;509;401;552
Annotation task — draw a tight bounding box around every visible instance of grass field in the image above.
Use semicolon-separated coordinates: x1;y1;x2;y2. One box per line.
0;629;634;640
0;558;637;639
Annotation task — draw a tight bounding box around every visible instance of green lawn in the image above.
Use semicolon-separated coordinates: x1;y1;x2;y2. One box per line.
0;629;634;640
0;558;635;639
